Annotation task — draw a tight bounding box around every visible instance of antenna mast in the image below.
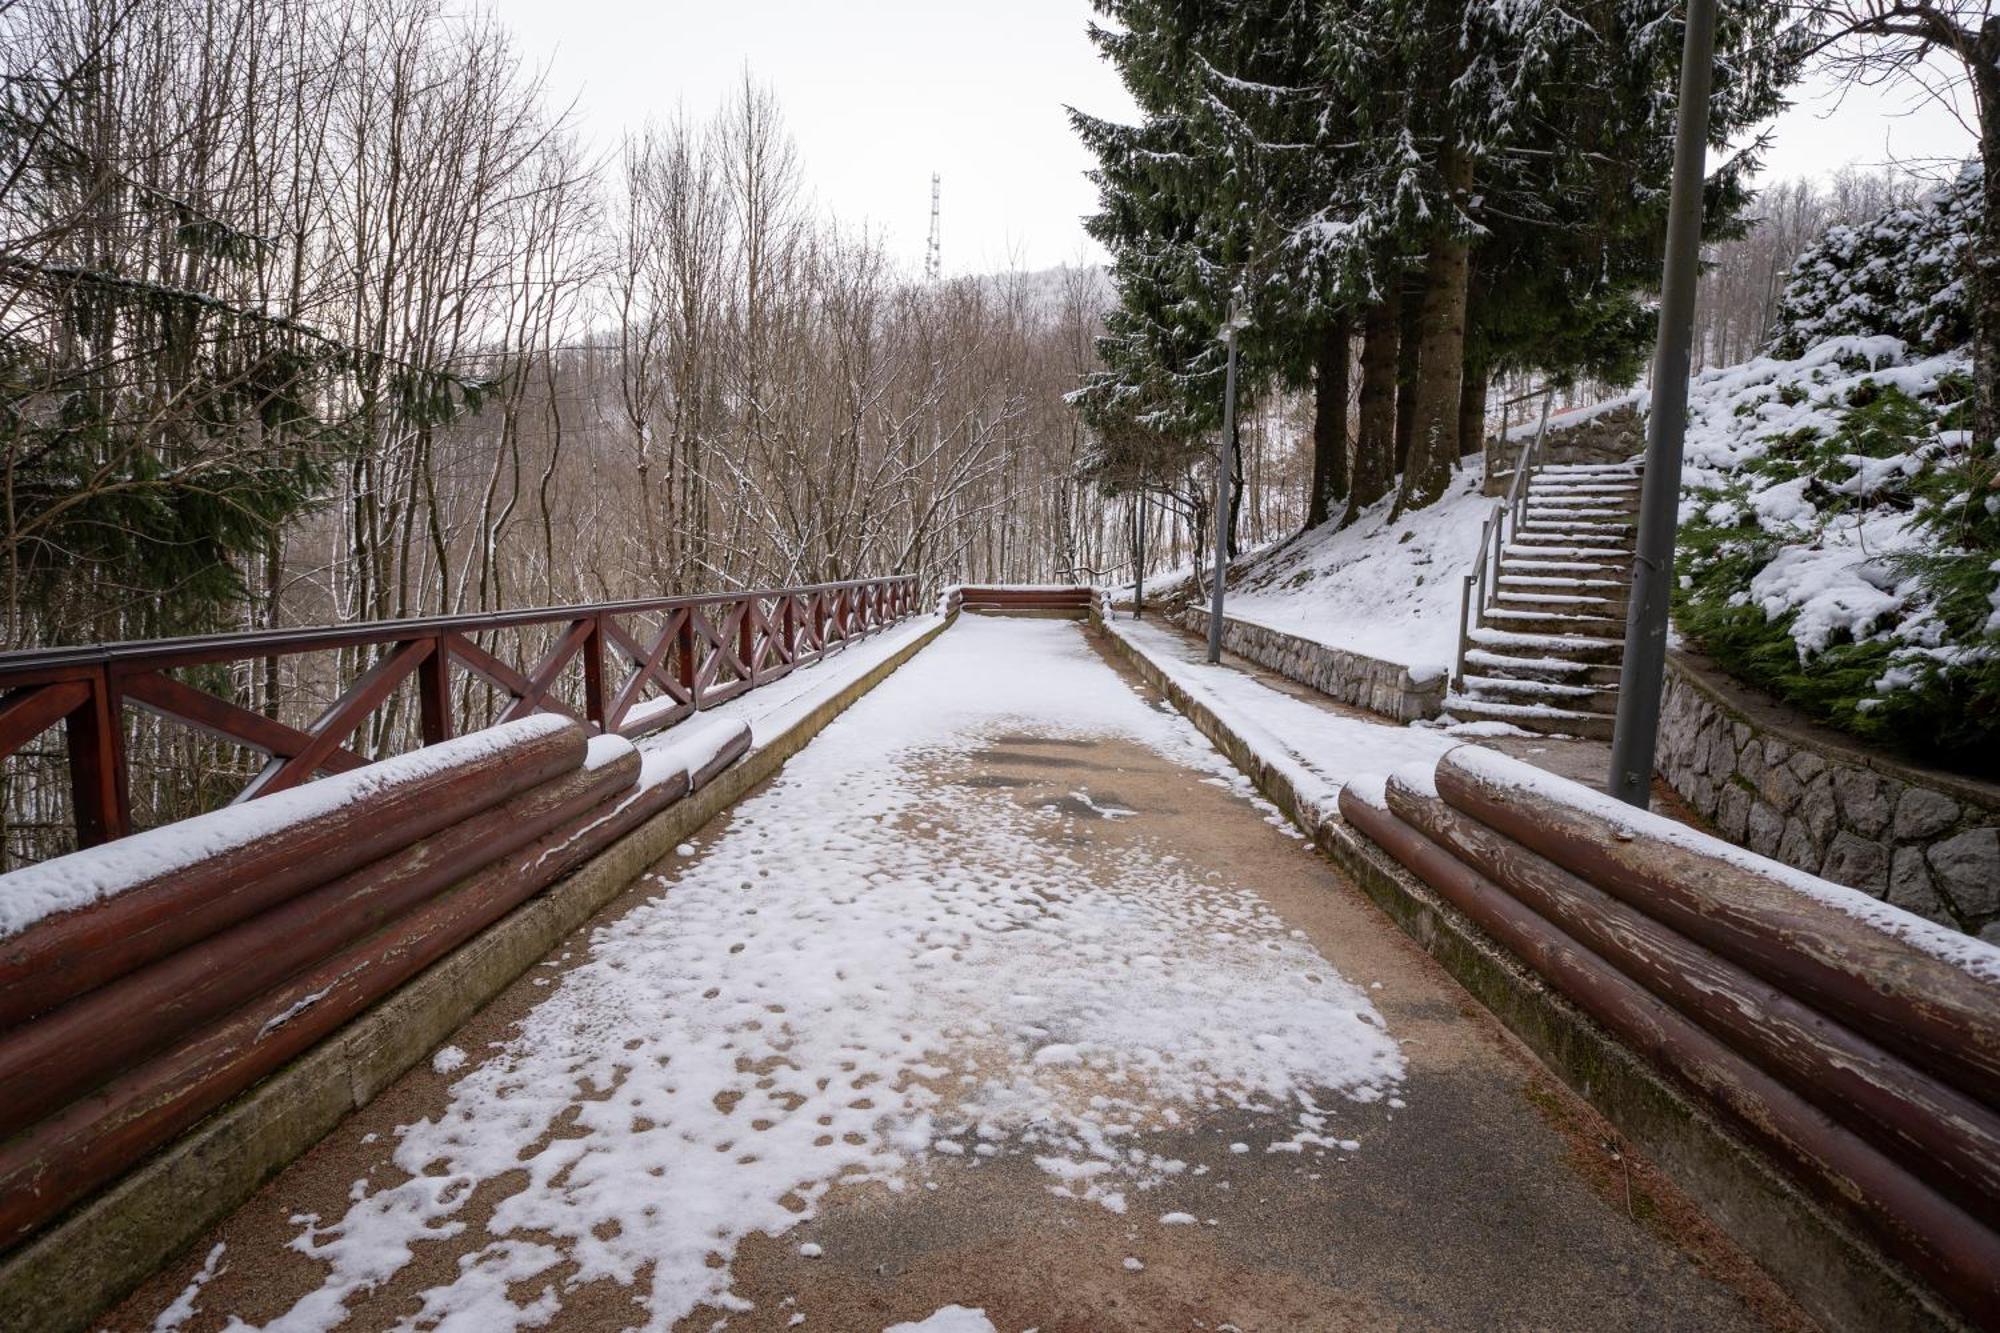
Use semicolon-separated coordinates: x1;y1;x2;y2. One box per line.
925;173;942;282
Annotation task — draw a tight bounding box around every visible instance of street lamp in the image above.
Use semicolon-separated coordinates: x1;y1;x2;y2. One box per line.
1607;0;1717;807
1207;296;1251;663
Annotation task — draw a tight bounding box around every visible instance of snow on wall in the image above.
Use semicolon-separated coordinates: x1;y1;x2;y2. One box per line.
1103;615;1457;825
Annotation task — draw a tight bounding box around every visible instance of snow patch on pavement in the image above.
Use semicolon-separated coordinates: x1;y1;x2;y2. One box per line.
884;1307;998;1333
152;1241;225;1332
1103;615;1458;827
235;618;1402;1332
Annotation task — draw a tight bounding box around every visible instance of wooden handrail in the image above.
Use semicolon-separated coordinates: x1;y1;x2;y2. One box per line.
0;575;919;854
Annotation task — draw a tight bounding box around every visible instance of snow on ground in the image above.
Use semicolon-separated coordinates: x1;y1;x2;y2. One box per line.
1104;615;1458;827
151;1242;225;1333
884;1308;998;1333
1137;470;1492;683
696;614;940;748
236;617;1404;1332
1673;336;1974;678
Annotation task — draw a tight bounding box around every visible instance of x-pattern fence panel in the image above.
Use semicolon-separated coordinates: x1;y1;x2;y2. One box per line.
0;576;918;855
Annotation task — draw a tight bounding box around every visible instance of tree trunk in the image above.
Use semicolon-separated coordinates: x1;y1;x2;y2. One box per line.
1975;37;2000;455
1394;275;1421;473
1397;149;1475;515
1307;314;1352;528
1347;296;1399;522
1226;426;1244;559
1458;356;1488;461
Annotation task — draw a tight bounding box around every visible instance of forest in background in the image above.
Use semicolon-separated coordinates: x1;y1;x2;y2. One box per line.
2;0;1201;665
0;0;1978;858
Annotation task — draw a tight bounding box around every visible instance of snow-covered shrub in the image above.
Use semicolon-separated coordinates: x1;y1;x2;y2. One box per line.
1770;164;1976;358
1674;337;1999;769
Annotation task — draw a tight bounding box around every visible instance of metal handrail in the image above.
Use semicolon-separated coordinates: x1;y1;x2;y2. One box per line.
1453;392;1555;691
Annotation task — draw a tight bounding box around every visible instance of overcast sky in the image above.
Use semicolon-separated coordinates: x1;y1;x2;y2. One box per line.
483;0;1976;278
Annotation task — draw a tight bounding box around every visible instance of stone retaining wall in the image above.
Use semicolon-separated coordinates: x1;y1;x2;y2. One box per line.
1166;607;1446;723
1656;653;1999;941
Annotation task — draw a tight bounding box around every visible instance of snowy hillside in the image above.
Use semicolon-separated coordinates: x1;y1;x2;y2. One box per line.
1674;333;1996;766
1149;470;1493;682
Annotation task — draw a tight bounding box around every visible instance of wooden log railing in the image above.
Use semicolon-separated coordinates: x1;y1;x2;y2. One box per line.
951;584;1093;614
0;714;747;1255
0;575;919;855
1339;746;2000;1327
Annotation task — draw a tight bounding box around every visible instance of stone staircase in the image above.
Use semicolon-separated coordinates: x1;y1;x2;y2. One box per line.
1445;459;1643;740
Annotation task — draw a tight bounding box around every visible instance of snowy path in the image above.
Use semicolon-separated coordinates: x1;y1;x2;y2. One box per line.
1103;616;1461;819
112;619;1782;1333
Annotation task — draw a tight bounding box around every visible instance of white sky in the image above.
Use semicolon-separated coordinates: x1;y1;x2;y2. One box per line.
482;0;1975;278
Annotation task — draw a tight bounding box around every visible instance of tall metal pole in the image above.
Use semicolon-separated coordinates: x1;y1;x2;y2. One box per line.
1207;301;1240;663
1607;0;1718;808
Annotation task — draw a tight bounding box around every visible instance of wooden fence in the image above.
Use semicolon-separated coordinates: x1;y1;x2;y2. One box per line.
0;576;917;853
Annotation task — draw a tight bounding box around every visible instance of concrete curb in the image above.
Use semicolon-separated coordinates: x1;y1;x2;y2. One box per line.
0;614;954;1333
1091;607;1954;1333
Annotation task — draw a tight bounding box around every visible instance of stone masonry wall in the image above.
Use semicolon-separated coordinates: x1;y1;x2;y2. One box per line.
1656;655;1999;941
1168;607;1446;723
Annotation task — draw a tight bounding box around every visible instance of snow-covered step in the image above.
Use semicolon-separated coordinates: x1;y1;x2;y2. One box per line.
1539;463;1642;475
1504;520;1632;536
1468;626;1624;661
1526;501;1639;517
1493;593;1624;615
1443;696;1617;740
1498;573;1627;591
1528;492;1638;506
1504;540;1632;556
1531;480;1640;492
1461;673;1609;702
1503;548;1631;565
1482;606;1626;637
1463;648;1622;685
1502;556;1630;572
1504;564;1632;584
1527;492;1638;505
1519;516;1634;531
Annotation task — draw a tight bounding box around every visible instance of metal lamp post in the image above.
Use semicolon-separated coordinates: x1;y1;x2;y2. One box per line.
1606;0;1718;807
1208;298;1249;663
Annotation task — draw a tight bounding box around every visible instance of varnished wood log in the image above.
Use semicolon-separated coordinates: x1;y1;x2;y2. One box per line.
1340;785;2000;1326
0;751;638;1137
689;722;751;791
0;720;587;1030
0;753;681;1252
1385;773;2000;1222
1434;747;2000;1109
